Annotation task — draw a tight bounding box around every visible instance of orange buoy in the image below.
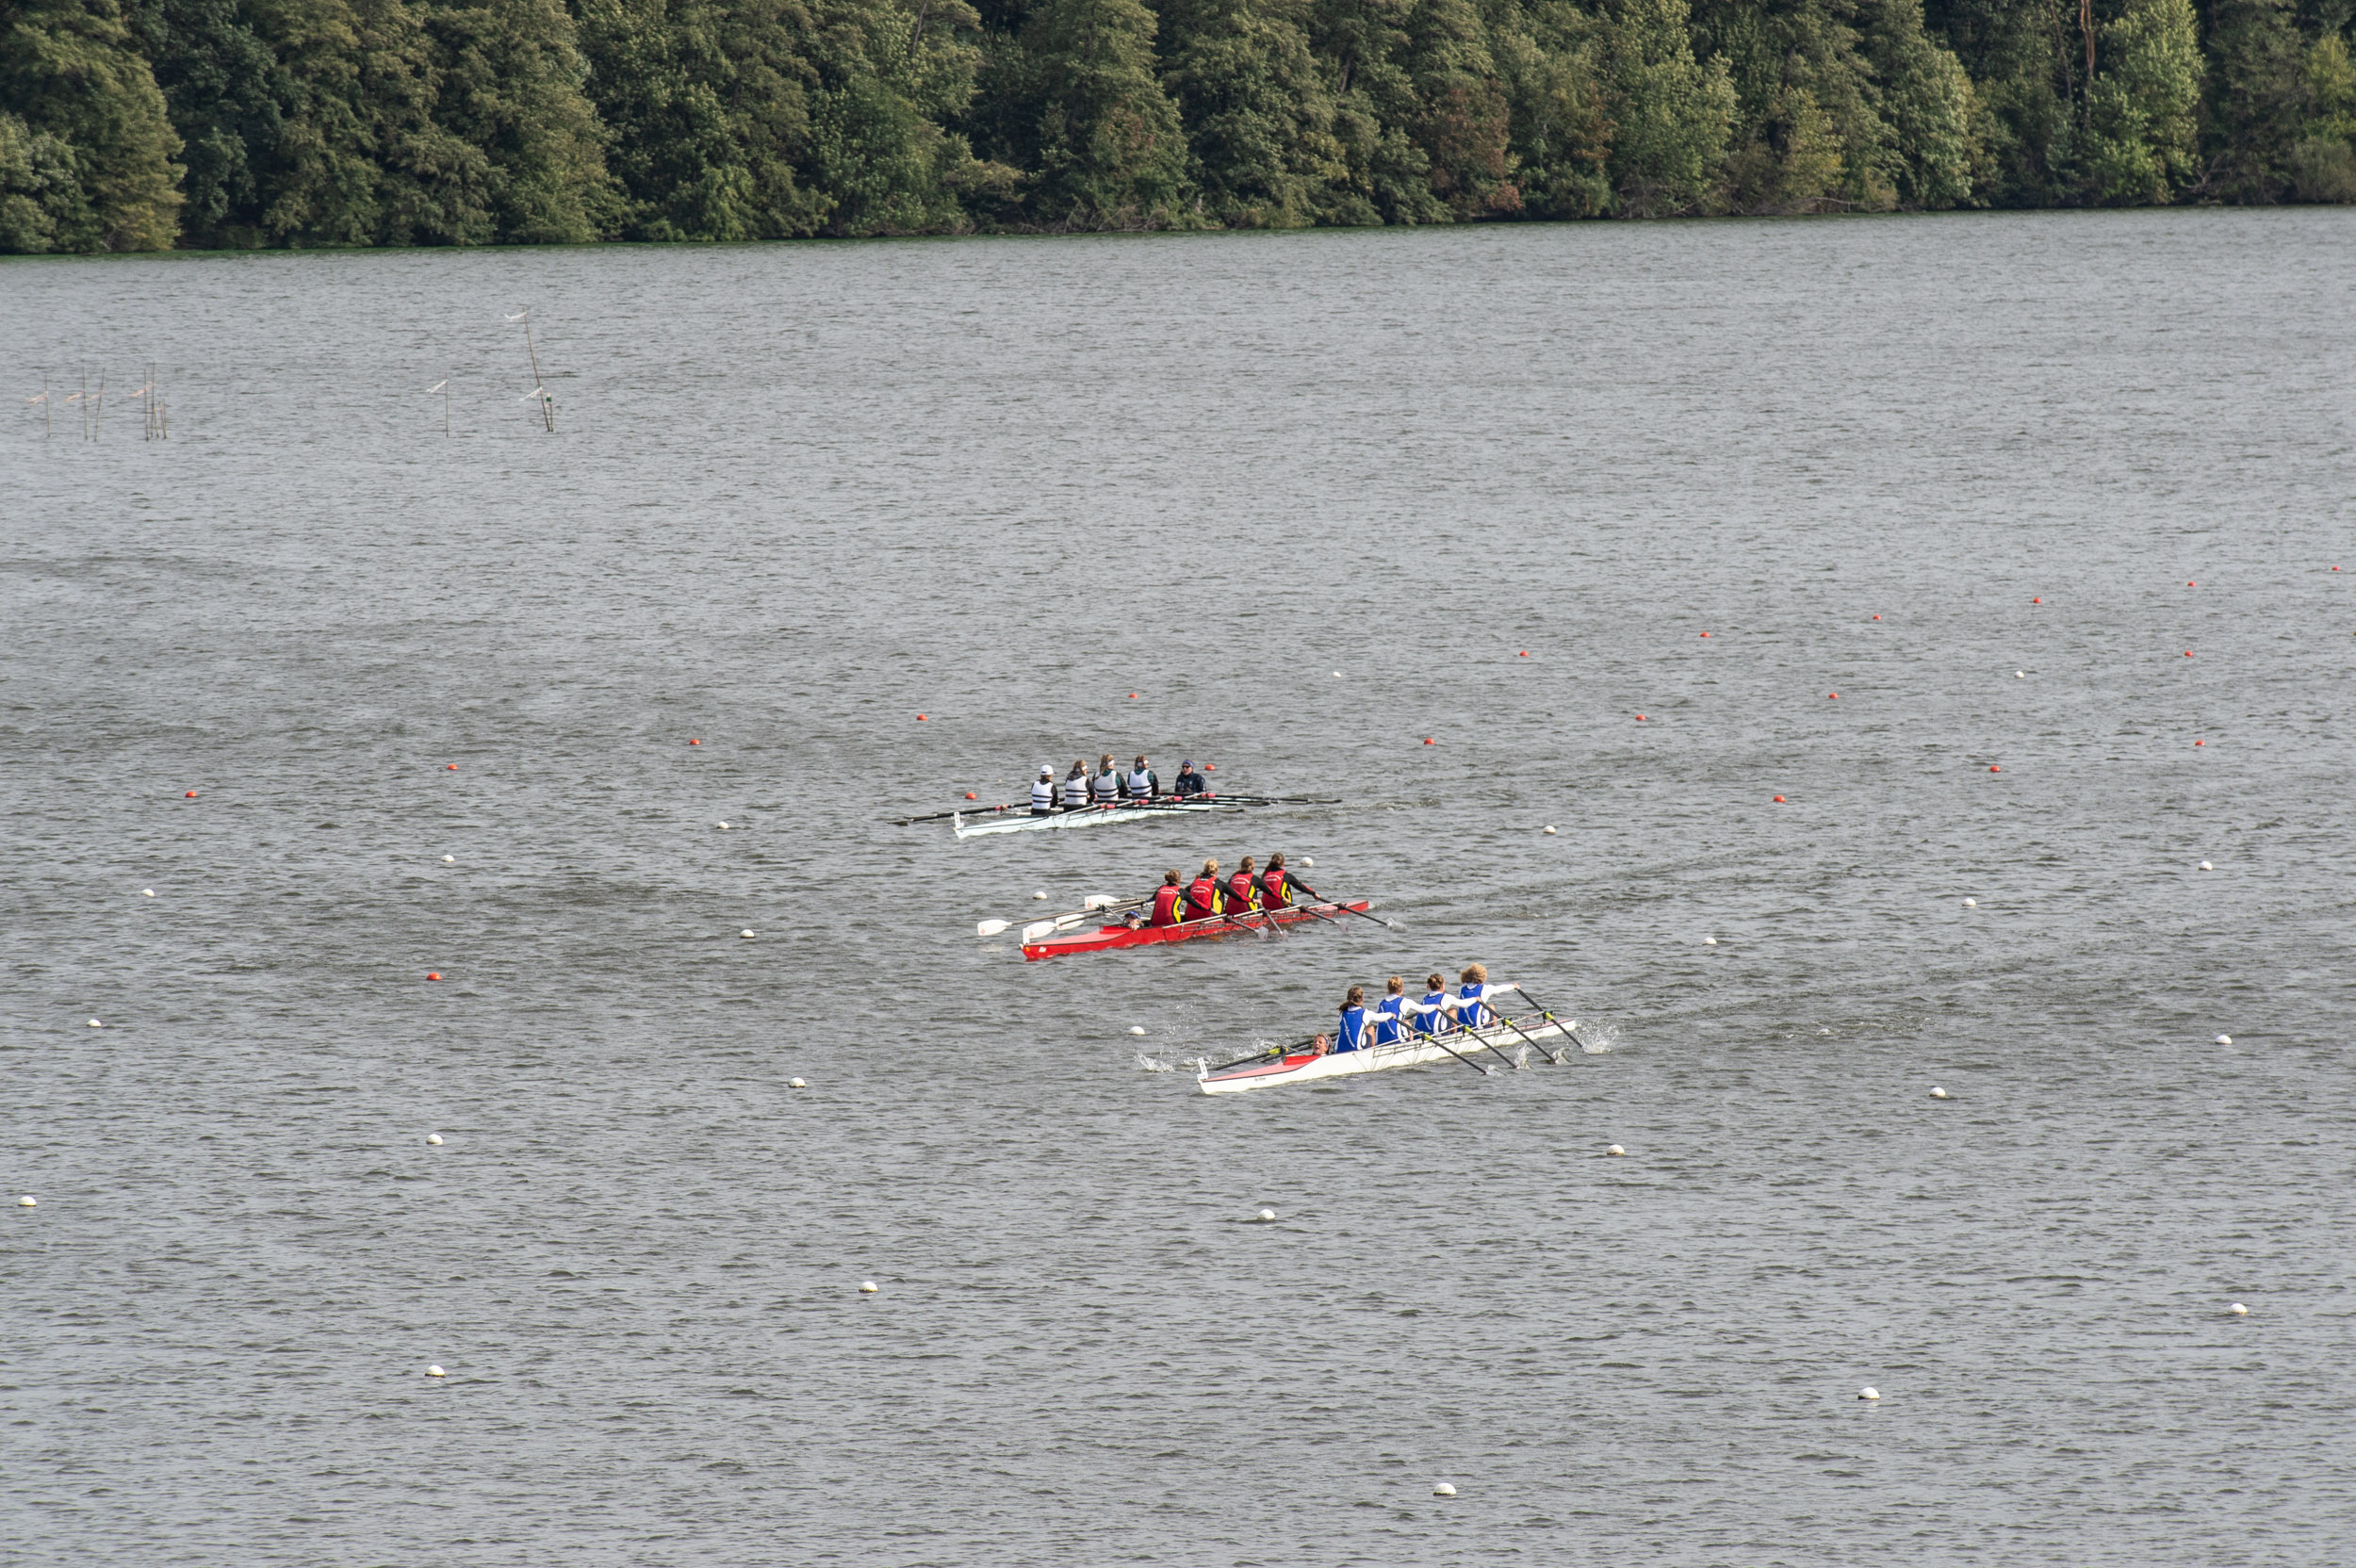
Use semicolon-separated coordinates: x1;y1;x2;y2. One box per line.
916;713;927;720
1699;632;1710;638
1423;738;1436;745
2194;740;2204;747
1129;693;1139;699
1518;650;1529;657
2184;651;2193;658
184;790;197;798
964;791;977;799
1989;764;2002;773
1827;693;1839;699
1773;795;1786;803
445;763;457;771
2187;580;2197;587
2032;597;2042;604
690;739;701;745
1635;714;1646;722
426;972;441;981
1872;614;1882;621
1206;763;1217;771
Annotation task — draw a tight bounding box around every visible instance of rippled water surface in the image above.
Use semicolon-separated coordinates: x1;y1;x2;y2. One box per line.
5;210;2354;1565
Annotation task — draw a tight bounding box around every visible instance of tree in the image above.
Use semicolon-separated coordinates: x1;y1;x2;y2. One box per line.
412;0;613;239
2081;0;2197;201
1157;0;1347;225
1006;0;1189;224
1602;0;1733;214
0;0;182;247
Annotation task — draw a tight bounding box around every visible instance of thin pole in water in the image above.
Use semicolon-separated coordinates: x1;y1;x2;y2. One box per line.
516;310;554;433
430;379;450;436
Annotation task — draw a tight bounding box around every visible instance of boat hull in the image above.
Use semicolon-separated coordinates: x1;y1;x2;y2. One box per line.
1197;1019;1574;1094
1022;901;1370;960
953;800;1234;839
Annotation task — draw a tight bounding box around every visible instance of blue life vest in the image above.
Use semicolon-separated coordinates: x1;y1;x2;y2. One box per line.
1375;995;1405;1045
1419;988;1450;1033
1457;984;1491;1030
1334;1004;1368;1053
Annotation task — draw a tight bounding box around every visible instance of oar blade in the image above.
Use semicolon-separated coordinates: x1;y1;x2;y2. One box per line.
976;918;1011;938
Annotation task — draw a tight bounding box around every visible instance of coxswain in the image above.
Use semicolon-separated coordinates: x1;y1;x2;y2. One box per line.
1333;986;1370;1053
1225;856;1261;914
1374;976;1409;1044
1060;760;1091;809
1149;869;1186;926
1173;759;1208;797
1090;754;1121;804
1260;852;1294;908
1030;765;1056;815
1416;972;1451;1034
1184;858;1224;922
1126;755;1159;799
1451;964;1518;1030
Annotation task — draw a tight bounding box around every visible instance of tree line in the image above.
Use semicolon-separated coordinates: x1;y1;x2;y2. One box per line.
3;0;2351;253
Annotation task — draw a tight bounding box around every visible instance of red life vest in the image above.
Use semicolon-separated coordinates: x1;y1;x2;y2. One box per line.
1151;885;1185;926
1261;869;1292;907
1226;872;1258;911
1186;877;1222;921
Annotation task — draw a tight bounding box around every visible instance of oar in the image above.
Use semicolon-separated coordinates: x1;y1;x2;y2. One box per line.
1506;987;1590;1054
1447;991;1527;1072
1197;794;1343;806
1202;1033;1323;1074
1468;988;1563;1067
900;801;1031;826
1413;1022;1497;1077
1282;875;1399;931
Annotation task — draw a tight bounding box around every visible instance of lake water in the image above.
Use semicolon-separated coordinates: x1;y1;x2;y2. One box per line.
4;209;2353;1564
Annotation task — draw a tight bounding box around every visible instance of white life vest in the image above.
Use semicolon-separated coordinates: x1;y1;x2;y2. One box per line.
1128;767;1154;796
1061;775;1089;808
1091;770;1120;802
1031;778;1055;809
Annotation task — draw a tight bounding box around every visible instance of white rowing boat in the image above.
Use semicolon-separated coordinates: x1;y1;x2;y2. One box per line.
953;799;1234;839
1197;1018;1577;1094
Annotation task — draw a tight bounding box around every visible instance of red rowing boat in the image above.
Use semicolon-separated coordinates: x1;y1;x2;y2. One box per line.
1020;901;1371;961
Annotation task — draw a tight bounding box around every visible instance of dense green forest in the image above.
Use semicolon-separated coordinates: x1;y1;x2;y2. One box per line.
2;0;2351;250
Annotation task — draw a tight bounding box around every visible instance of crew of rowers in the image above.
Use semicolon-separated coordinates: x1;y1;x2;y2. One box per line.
1030;755;1211;814
1129;853;1305;927
1313;966;1514;1056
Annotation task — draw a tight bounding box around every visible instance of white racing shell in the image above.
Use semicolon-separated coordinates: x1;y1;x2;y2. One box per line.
1197;1018;1577;1094
953;799;1233;839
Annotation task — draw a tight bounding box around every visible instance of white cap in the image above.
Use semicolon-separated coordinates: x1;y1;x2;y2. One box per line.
1039;765;1053;775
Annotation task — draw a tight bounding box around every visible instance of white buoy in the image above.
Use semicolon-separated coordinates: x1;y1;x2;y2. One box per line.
1606;1144;1626;1156
1543;825;1558;835
1432;1482;1456;1497
2229;1302;2248;1315
2015;671;2025;678
741;929;756;939
1033;890;1048;901
859;1281;878;1294
1333;671;1343;678
426;1134;443;1145
717;822;729;829
426;1365;446;1378
788;1078;807;1089
2216;1035;2232;1045
1301;858;1313;868
1129;1025;1147;1036
1858;1387;1879;1400
1257;1208;1276;1222
2199;861;2213;871
442;855;454;863
1930;1086;1948;1099
17;1197;34;1207
1963;898;1976;907
142;889;155;897
88;1019;103;1027
1703;937;1717;945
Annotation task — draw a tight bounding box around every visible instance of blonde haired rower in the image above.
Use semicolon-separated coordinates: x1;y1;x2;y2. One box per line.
1450;963;1521;1030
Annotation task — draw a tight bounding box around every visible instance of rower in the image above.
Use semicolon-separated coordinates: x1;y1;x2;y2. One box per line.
1184;859;1224;922
1090;754;1121;804
1173;759;1208;797
1333;986;1370;1053
1060;760;1091;810
1149;870;1186;926
1029;766;1056;816
1416;972;1451;1034
1373;976;1409;1044
1451;964;1519;1030
1260;852;1293;908
1225;856;1261;914
1126;755;1159;799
